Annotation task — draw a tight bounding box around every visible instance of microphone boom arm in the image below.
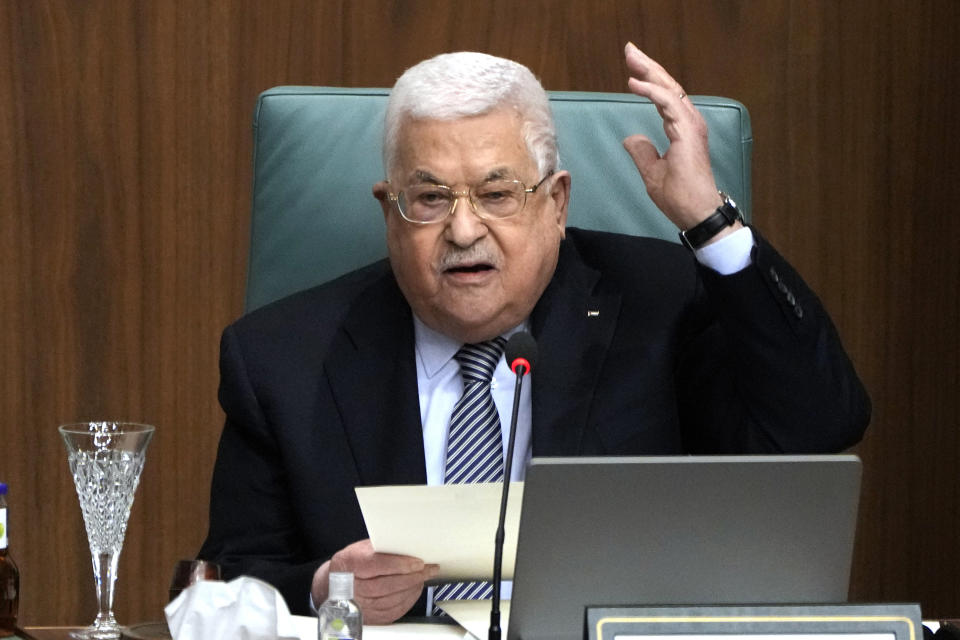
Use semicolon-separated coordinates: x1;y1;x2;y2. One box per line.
489;362;527;640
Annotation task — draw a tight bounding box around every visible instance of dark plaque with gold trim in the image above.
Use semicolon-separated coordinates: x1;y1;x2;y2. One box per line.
586;603;922;640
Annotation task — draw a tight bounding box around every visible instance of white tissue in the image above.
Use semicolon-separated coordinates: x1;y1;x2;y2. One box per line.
164;575;305;640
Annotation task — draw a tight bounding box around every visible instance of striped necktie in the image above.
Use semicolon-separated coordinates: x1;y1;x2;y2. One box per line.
434;337;506;605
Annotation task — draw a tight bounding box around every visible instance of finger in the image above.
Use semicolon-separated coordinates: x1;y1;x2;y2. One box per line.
355;565;436;599
336;552;425;580
674;88;696;116
331;540;426;579
622;134;661;178
627;78;690;132
351;565;437;625
625;43;696;119
624;43;684;97
629;78;710;151
356;584;424;625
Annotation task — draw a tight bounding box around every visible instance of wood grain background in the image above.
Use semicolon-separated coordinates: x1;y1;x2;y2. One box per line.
1;0;957;625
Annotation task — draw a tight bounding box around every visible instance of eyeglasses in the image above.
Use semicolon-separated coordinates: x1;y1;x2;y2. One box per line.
387;172;554;224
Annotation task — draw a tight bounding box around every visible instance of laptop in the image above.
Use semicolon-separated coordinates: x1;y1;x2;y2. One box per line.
507;455;862;640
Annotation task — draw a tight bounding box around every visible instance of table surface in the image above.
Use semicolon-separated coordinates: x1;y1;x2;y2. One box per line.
20;624;170;640
23;619;959;640
20;619;469;639
18;629;76;640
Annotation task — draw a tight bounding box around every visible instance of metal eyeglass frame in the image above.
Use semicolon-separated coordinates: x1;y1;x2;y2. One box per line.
386;171;555;225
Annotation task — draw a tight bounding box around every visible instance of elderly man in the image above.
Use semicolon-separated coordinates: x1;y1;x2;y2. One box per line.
199;45;870;623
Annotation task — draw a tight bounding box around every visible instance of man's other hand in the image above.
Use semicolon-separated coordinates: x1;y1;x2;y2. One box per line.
311;539;439;624
622;42;734;236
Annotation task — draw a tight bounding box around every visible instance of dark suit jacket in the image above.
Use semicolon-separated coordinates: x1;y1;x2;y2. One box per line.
199;227;870;615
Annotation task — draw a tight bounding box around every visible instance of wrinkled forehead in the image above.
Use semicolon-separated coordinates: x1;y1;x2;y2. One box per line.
390;109;536;183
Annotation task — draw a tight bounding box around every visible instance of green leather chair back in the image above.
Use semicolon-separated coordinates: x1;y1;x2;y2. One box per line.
246;87;752;311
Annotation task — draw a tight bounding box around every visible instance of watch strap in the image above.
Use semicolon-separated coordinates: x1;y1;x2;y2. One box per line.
679;192;743;250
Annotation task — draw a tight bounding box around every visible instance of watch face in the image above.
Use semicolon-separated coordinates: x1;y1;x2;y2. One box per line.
719;190;738;210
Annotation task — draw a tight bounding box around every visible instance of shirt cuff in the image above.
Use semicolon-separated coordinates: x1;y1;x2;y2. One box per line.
693;226;755;275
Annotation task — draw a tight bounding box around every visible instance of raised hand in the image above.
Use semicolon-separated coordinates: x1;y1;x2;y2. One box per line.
622;42;730;233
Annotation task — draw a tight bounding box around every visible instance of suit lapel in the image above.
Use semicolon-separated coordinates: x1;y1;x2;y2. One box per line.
322;235;621;477
324;270;427;486
530;238;621;456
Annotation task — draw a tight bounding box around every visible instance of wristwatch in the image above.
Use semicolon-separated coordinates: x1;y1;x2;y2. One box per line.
679;191;743;250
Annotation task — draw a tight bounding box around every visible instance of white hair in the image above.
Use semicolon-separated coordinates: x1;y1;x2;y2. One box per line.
383;51;558;178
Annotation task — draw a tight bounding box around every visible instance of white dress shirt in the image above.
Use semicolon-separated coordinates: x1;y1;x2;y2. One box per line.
414;319;533;486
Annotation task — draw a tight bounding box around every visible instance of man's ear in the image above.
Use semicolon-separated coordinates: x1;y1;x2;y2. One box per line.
372;181;392;222
549;170;571;237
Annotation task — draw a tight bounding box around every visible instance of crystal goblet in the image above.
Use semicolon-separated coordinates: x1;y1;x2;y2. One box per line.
60;422;155;640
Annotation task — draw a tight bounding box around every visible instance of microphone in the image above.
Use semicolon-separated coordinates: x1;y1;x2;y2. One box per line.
490;332;537;640
505;331;536;377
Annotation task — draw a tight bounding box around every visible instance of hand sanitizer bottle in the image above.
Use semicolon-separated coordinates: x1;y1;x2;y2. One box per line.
318;571;362;640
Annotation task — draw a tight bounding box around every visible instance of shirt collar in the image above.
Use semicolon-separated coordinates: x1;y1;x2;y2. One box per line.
413;314;528;379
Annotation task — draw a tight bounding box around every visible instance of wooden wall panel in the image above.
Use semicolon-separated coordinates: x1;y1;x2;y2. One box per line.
1;0;957;626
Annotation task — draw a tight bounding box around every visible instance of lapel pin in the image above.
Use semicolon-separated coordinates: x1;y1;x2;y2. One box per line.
586;309;600;317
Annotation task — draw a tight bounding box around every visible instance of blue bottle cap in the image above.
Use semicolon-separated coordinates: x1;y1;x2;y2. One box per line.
0;483;6;494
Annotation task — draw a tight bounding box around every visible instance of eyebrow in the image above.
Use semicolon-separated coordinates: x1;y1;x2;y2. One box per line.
411;170;443;185
483;167;516;182
409;167;519;186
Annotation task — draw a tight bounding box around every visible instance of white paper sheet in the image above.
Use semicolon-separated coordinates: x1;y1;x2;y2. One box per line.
356;482;524;580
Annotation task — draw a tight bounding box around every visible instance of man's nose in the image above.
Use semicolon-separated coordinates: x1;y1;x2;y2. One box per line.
444;193;488;247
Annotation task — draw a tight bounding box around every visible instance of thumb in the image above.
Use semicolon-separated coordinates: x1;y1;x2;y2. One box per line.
622;134;660;180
